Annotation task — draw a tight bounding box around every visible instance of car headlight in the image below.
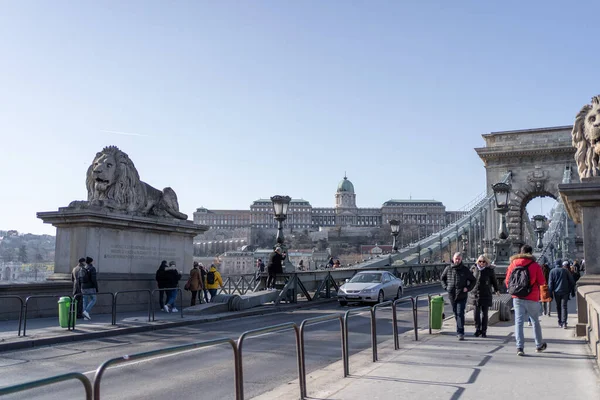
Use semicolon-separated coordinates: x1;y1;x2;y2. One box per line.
361;288;376;293
338;287;346;293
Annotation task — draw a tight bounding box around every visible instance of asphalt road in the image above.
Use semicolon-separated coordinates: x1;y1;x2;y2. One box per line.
0;285;445;400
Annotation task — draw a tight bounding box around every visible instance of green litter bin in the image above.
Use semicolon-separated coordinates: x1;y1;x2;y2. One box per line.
58;297;75;328
430;296;444;330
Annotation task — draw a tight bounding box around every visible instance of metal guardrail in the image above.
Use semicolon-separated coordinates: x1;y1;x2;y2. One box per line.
72;292;116;327
113;289;152;323
1;297;427;399
0;295;24;336
93;338;239;400
392;297;417;348
298;314;345;399
0;372;92;399
150;288;184;320
237;322;301;400
343;306;375;376
23;294;73;336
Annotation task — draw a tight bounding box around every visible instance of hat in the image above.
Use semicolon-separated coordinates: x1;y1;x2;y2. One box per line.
562;261;570;267
197;262;204;267
169;261;176;266
78;258;86;263
85;257;93;264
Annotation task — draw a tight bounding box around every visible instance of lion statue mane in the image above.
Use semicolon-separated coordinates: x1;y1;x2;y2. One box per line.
572;95;600;179
69;146;188;220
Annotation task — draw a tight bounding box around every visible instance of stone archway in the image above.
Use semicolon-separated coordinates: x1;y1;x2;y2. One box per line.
476;126;577;249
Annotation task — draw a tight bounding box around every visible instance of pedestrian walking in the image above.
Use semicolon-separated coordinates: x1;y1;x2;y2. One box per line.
199;264;209;303
506;245;547;356
205;264;224;301
155;260;169;310
548;260;576;329
71;258;85;319
469;255;499;338
267;247;286;290
78;256;98;320
540;263;552;316
163;261;181;313
189;262;203;306
441;252;476;340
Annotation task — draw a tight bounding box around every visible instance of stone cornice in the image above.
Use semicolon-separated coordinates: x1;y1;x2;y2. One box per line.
476;145;575;161
559;179;600;224
37;208;209;236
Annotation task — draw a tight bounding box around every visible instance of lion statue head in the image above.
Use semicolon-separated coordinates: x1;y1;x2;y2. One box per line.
86;145;142;212
572;95;600;179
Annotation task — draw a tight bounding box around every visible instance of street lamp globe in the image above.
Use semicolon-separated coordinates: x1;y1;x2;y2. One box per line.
492;182;511;211
389;219;400;252
532;215;547;231
271;195;291;219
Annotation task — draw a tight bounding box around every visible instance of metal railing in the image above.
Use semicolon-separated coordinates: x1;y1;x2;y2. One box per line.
93;338;239;400
23;294;73;336
343;306;375;376
113;289;152;323
72;292;116;327
0;372;92;399
150;288;184;320
0;295;24;336
298;314;345;399
1;296;429;399
237;322;301;400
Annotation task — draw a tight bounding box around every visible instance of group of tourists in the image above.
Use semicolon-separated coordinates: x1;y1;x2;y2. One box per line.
442;244;578;356
155;260;224;312
71;256;98;320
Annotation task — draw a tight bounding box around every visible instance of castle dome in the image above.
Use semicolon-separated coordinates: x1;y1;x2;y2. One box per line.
337;175;355;193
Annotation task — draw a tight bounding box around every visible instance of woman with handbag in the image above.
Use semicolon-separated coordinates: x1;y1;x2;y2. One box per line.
188;262;203;306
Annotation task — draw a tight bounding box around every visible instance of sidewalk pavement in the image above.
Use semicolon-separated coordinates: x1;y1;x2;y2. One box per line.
0;299;335;352
256;311;600;400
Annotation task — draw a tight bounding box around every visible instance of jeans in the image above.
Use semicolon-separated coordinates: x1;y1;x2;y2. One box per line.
449;297;467;335
82;288;97;314
554;293;570;326
203;289;209;303
208;289;218;301
158;288;166;309
166;289;177;307
514;298;543;349
474;305;489;334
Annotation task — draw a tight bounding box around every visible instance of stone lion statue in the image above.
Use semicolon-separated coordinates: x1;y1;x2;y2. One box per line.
573;95;600;179
69;146;188;220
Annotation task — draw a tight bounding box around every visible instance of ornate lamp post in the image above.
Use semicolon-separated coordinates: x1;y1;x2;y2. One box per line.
461;232;468;257
532;214;547;250
491;182;512;266
549;243;555;265
271;195;291;246
389;219;400;253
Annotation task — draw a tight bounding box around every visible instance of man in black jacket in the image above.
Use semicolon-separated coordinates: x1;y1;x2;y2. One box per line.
441;252;476;340
267;247;286;290
78;256;99;320
71;258;86;319
548;260;576;329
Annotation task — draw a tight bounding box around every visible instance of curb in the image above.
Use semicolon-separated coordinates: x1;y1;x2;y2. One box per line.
0;299;336;353
0;282;440;353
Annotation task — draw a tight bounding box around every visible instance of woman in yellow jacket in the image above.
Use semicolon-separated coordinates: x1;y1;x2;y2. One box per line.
205;264;224;301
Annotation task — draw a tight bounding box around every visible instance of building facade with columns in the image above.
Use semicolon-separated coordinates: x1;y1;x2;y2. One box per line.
194;176;464;238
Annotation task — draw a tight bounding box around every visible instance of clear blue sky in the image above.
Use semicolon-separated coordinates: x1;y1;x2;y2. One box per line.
0;1;594;235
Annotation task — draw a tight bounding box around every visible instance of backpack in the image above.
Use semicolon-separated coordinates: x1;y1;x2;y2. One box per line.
508;261;534;297
78;266;92;285
207;271;215;285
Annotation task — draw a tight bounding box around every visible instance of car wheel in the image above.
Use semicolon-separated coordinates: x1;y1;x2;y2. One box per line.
395;287;403;300
377;290;385;304
339;300;348;307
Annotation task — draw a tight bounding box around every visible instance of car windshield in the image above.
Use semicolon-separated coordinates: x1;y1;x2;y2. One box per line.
349;273;381;283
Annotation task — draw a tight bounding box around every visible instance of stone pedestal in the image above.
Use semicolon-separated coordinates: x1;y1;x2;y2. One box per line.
559;178;600;335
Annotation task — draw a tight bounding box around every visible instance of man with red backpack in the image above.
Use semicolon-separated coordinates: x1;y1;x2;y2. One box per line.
505;244;547;356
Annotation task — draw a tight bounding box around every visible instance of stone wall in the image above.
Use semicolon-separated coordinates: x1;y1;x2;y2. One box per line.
577;285;600;368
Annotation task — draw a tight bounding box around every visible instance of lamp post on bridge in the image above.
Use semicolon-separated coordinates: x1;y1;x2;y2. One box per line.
389;219;400;253
492;182;512;267
532;215;547;250
270;195;293;271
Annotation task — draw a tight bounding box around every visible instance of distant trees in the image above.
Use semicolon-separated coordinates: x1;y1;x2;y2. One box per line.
18;245;28;263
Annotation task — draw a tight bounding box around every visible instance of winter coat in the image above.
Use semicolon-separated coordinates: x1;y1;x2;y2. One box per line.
468;266;499;307
155;264;169;289
72;263;84;295
539;284;552;303
78;263;98;292
548;267;575;297
164;266;181;288
505;254;545;302
205;266;223;290
441;262;476;302
189;267;202;291
267;251;286;274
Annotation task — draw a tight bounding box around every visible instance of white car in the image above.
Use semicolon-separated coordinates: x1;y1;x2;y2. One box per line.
337;271;404;306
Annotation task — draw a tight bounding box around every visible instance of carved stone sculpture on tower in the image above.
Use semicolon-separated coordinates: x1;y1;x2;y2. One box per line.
572;95;600;179
68;145;188;219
